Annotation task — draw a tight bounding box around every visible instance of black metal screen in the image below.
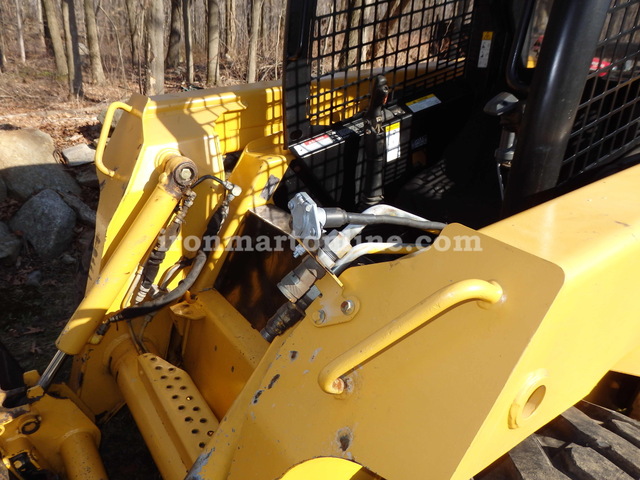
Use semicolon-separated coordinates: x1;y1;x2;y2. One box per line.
285;0;477;145
560;0;640;182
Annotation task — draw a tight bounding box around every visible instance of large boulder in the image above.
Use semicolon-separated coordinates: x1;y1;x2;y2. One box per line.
10;189;77;259
0;176;6;204
0;129;81;201
0;221;21;263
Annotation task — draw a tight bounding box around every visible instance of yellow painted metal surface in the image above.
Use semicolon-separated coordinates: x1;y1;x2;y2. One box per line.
68;82;286;417
110;340;190;479
89;81;283;297
59;431;107;480
67;307;175;421
56;164;183;355
179;291;268;420
192;133;294;290
193;164;640;480
193;224;565;480
454;163;640;479
278;457;379;480
318;279;504;394
94;101;137;178
612;345;640;377
137;353;219;460
0;386;105;479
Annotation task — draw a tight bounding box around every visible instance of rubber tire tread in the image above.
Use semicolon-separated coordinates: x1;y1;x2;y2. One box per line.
474;401;640;480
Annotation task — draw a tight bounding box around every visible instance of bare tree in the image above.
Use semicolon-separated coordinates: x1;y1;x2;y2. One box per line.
183;0;194;83
372;0;410;60
61;0;83;96
247;0;263;82
225;0;236;57
0;1;6;72
145;0;164;95
166;0;184;69
35;0;46;49
42;0;68;77
339;0;364;69
84;0;106;84
98;3;127;82
14;0;26;63
207;0;220;85
126;0;143;74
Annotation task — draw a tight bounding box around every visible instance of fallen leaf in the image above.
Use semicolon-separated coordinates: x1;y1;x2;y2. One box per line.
23;326;45;335
29;342;42;354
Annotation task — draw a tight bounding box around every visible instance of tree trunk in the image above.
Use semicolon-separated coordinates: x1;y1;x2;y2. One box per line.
84;0;106;85
41;0;68;77
126;0;142;74
0;1;6;72
372;0;410;60
224;0;236;57
247;0;263;82
206;0;220;85
14;0;26;63
61;0;83;96
183;0;194;83
166;0;184;69
339;0;364;69
145;0;164;95
35;0;46;49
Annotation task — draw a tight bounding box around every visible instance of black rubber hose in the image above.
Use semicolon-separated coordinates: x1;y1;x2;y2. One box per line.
323;208;446;231
343;213;446;231
362;75;389;206
109;249;207;322
192;174;226;189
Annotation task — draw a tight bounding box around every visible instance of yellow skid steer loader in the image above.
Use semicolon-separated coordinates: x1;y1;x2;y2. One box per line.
2;0;640;478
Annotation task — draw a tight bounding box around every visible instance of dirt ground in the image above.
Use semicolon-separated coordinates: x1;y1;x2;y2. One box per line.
0;58;166;478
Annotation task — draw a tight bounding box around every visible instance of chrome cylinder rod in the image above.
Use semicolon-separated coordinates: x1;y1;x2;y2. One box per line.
36;350;67;390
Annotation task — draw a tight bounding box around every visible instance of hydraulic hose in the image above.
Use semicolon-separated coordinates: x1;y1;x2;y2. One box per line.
323;207;446;232
362;75;390;206
108;249;207;323
105;186;237;327
332;242;421;275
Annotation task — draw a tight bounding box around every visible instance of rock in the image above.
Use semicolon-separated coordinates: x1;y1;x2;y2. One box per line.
0;176;6;203
74;167;99;187
65;133;84;143
60;253;76;265
0;128;81;201
25;270;42;287
9;189;77;259
57;191;96;226
61;143;95;166
0;221;21;262
97;105;124;129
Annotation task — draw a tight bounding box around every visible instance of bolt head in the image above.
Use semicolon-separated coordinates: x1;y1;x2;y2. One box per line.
340;300;355;315
332;377;345;394
179;167;194;181
313;310;326;325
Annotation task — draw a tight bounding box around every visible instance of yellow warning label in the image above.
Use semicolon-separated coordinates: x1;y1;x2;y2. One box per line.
385;122;400;133
406;94;441;113
407;94;435;106
482;31;494;41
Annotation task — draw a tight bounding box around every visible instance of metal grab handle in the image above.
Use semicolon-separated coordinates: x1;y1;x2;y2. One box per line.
318;279;504;394
95;101;138;178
